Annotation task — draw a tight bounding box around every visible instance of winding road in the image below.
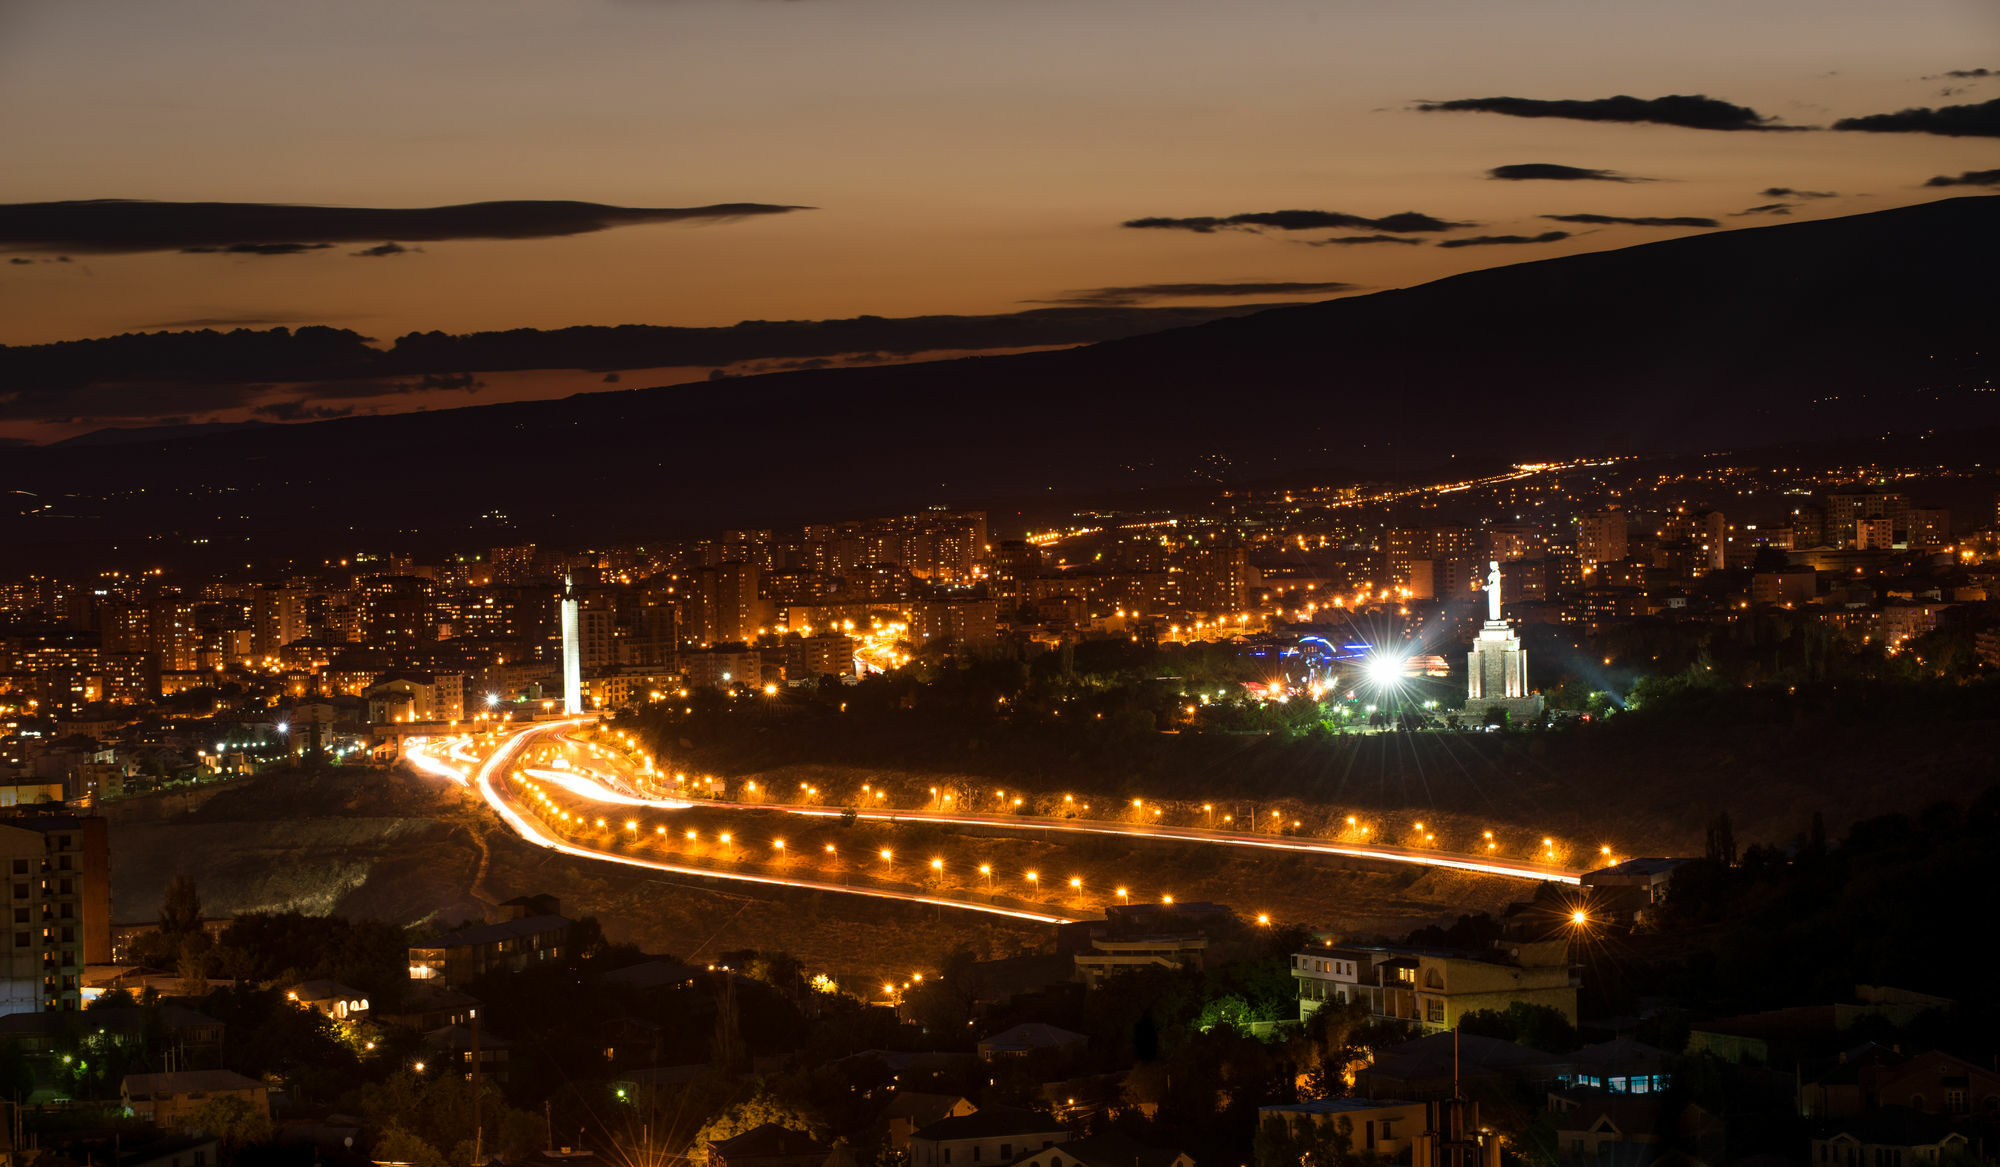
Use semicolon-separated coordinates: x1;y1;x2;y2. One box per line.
406;718;1582;926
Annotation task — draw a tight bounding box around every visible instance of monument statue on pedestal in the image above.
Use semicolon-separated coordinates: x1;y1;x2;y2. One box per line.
1467;558;1542;722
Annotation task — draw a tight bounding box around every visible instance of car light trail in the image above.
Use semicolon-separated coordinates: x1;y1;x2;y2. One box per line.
402;738;470;785
534;728;1580;884
776;804;1581;884
520;766;684;808
458;722;1079;925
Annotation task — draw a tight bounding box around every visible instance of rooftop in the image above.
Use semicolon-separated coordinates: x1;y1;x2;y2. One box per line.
413;913;571;950
708;1123;828;1159
1261;1098;1421;1115
912;1106;1066;1142
123;1069;265;1097
977;1023;1089;1051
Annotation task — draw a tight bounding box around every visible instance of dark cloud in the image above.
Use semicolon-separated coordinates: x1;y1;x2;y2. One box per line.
181;242;334;256
1436;231;1571;249
1123;209;1467;234
1928;69;1995;79
1418;94;1794;131
1305;234;1425;246
1488;163;1644;182
0;305;1292;428
411;372;484;393
1734;203;1795;216
254;401;356;421
1760;187;1837;198
601;372;621;383
8;258;30;265
1923;168;2000;187
1542;213;1721;228
1833;98;2000;138
1035;280;1359;306
351;242;418;258
0;198;811;255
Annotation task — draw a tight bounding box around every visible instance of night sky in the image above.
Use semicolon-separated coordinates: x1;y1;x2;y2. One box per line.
1;0;1996;439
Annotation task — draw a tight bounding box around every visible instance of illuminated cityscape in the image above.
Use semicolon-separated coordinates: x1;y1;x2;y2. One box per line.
3;2;1998;1165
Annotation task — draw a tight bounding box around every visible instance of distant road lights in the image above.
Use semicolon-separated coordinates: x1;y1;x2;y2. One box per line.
1162;894;1174;905
685;829;698;842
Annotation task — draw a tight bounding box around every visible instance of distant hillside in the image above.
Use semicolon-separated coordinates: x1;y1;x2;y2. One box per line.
5;196;1995;555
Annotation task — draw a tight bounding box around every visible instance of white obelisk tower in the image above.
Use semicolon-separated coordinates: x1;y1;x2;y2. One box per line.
560;573;583;715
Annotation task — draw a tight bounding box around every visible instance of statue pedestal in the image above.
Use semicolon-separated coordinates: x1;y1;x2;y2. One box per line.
1466;619;1542;723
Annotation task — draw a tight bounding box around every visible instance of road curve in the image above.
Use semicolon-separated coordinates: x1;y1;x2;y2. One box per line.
542;730;1585;886
461;722;1084;925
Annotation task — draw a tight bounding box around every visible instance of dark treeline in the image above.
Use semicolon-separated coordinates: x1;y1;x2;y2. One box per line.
630;630;1999;848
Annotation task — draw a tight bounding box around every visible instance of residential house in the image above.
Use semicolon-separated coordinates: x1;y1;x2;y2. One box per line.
1010;1131;1192;1167
882;1094;977;1151
976;1023;1089;1064
408;913;569;988
705;1124;828;1167
1356;1032;1563;1100
908;1106;1070;1167
286;979;371;1022
422;1023;509;1082
378;983;480;1032
1579;859;1690;924
1290;940;1577;1029
122;1070;269;1129
1559;1039;1672;1095
1549;1091;1671;1163
120;1136;222;1167
1258;1098;1430;1161
1869;1050;2000;1116
1809;1108;1971;1167
1;1005;224;1055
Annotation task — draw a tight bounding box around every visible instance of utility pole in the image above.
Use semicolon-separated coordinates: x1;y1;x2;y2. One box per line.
471;1012;484;1166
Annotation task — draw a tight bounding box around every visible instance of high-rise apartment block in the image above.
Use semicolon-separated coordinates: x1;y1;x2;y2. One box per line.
0;815;110;1016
